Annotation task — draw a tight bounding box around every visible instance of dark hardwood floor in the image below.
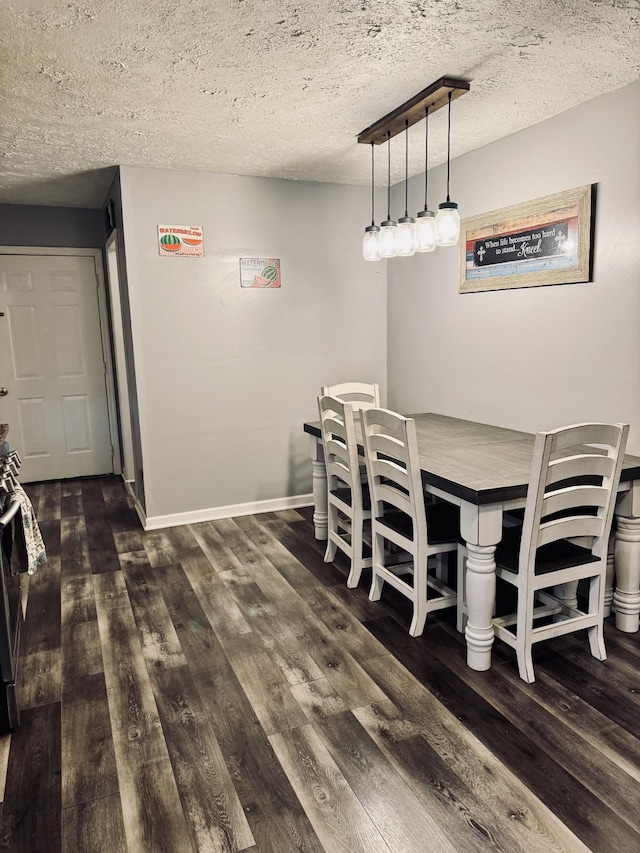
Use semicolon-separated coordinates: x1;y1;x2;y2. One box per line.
1;476;639;852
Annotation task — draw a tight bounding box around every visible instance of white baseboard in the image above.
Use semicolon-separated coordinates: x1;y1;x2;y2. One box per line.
140;493;314;531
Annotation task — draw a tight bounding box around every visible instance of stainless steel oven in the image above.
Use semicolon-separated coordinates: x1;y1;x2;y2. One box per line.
0;496;24;731
0;447;26;732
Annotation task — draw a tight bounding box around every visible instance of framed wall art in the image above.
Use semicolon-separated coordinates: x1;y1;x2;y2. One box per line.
460;184;595;293
240;258;281;288
157;225;204;257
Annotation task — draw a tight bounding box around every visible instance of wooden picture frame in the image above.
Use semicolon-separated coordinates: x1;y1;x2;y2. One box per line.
459;184;595;293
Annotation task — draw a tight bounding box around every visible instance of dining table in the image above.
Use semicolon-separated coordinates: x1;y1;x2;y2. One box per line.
304;412;640;672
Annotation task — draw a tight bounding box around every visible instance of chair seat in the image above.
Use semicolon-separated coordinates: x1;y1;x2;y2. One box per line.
376;500;460;545
332;483;371;512
496;524;599;575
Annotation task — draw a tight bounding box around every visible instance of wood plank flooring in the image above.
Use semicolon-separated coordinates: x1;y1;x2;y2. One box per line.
0;476;639;852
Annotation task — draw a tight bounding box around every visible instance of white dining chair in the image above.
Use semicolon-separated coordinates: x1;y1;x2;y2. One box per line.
321;382;380;412
362;408;460;637
317;395;372;588
492;422;629;683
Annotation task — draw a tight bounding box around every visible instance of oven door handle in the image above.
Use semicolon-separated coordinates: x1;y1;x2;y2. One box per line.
0;499;20;530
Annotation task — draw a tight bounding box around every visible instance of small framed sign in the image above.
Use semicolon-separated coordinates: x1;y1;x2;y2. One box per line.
460;184;595;293
240;258;281;288
158;225;204;257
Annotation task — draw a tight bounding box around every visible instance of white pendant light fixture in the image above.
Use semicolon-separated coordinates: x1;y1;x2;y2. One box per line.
378;131;398;258
362;142;380;261
415;104;437;253
436;91;461;247
396;119;416;257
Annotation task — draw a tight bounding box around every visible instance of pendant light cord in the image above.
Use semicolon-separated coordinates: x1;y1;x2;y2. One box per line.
404;119;409;217
370;142;375;226
446;91;452;203
423;105;429;211
387;131;392;220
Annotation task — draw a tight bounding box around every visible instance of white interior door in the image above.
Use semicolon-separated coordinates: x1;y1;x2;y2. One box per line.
0;253;113;482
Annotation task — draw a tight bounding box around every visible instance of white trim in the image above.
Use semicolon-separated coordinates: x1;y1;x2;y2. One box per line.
93;248;122;475
140;493;314;531
105;230;135;482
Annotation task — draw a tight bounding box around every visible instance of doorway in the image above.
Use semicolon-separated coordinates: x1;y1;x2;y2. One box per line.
0;248;117;483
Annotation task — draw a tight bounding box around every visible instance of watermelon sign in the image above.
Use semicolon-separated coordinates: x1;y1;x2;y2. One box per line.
158;225;204;257
240;258;281;288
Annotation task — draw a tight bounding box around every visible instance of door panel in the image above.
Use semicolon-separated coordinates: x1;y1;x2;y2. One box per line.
0;254;113;482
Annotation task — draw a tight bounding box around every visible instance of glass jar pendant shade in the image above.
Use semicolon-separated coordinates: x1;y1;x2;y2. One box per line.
436;91;461;247
363;225;380;261
435;202;460;246
415;104;437;253
415;210;438;252
379;131;397;258
396;119;416;257
362;142;380;261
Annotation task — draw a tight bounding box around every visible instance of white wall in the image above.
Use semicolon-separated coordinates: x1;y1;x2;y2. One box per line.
388;80;640;455
119;167;386;522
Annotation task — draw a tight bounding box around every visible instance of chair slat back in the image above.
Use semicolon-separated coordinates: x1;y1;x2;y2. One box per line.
318;395;360;493
546;452;614;485
321;382;380;412
362;408;427;546
520;422;629;570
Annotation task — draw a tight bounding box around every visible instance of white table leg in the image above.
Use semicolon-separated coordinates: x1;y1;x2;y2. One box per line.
614;483;640;633
309;435;327;540
553;581;579;615
614;516;640;633
460;503;503;671
604;533;615;618
464;543;498;670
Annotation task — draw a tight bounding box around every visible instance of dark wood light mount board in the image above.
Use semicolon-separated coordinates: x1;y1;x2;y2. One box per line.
357;76;470;145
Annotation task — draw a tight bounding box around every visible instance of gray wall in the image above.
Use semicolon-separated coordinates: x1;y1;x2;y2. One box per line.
388;80;640;455
0;204;105;247
119;167;387;522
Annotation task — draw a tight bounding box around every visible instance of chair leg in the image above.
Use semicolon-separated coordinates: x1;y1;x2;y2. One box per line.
409;603;427;637
588;574;607;661
324;504;338;563
347;522;364;589
369;570;383;601
347;560;363;588
588;623;607;661
516;645;536;684
409;561;428;637
515;587;536;683
324;537;337;563
369;532;385;601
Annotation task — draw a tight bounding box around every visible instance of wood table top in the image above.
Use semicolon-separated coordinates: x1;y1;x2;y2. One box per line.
304;412;640;506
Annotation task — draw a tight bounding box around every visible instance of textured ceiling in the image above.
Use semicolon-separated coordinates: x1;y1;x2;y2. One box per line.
1;0;639;208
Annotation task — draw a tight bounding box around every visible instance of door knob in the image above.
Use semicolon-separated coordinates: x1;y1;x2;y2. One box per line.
0;388;7;397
